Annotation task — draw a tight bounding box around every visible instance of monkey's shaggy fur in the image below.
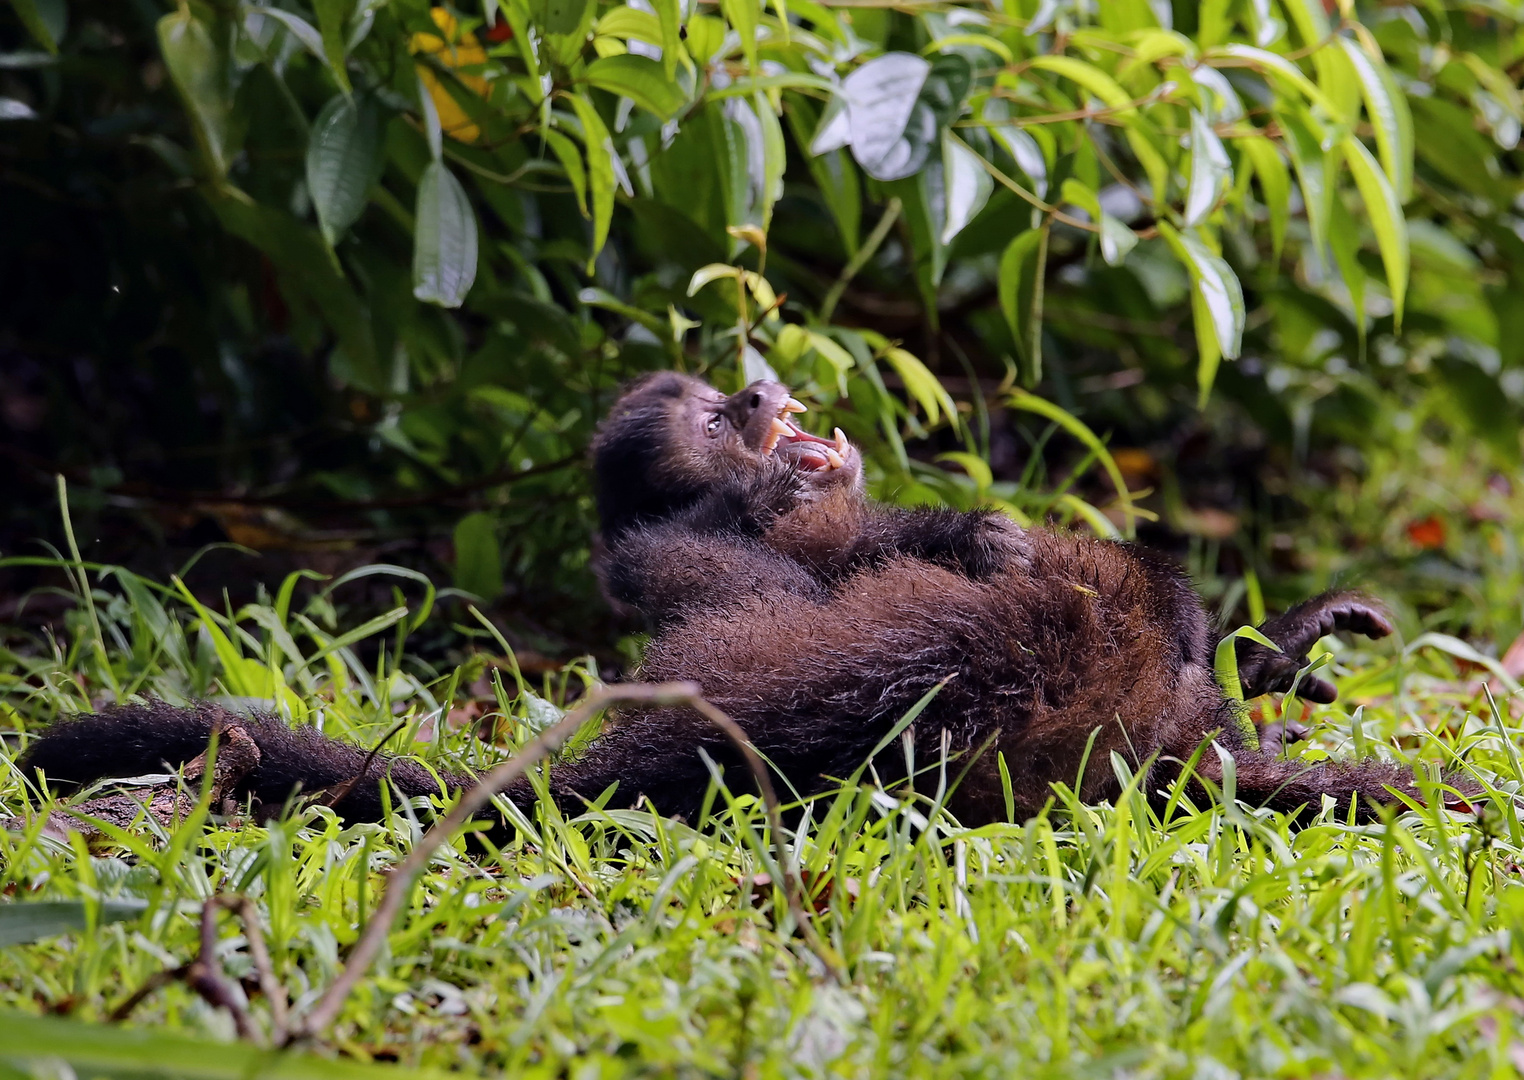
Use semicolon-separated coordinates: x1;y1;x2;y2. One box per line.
21;372;1428;828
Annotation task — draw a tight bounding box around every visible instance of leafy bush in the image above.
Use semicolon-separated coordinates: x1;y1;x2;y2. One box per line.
0;0;1519;644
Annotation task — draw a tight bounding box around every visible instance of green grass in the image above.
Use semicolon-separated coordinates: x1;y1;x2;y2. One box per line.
2;550;1524;1079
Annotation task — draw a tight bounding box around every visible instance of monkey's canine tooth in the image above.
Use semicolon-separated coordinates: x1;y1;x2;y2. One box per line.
783;397;808;415
763;417;790;455
833;428;848;455
825;448;845;470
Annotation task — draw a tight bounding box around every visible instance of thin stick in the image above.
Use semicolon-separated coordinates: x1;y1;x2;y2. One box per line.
184;897;259;1042
820;197;902;322
293;681;841;1042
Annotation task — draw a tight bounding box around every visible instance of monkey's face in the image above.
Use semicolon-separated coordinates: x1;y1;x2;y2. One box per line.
593;372;861;535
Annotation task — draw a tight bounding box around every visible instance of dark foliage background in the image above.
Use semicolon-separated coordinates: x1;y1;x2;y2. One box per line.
1;0;1520;658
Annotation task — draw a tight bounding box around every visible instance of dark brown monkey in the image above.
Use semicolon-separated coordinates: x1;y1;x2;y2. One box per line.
19;373;1439;829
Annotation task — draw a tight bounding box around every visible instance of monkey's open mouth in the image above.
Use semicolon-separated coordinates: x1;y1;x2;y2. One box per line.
761;400;850;471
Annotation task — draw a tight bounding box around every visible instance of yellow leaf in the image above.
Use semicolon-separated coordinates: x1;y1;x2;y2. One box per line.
411;8;490;144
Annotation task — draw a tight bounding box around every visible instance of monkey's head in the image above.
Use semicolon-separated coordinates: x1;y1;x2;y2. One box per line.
592;371;860;537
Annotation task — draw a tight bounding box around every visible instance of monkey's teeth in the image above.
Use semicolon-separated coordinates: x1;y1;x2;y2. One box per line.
764;417;790;455
825;448;845;470
833;428;848;455
783;397;808;415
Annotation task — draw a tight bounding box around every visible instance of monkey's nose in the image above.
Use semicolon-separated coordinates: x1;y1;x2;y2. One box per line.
726;381;792;450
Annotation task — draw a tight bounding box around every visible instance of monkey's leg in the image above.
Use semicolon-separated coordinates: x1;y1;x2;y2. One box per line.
1235;591;1394;703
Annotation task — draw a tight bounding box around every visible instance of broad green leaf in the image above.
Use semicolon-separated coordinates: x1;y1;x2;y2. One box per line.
1158;222;1244;402
1008;390;1137;537
314;0;353;91
940;131;991;244
1329;190;1367;347
1280;0;1330;50
983;101;1048;196
543;126;588;217
1406;633;1523;694
720;0;759;73
998;226;1046;384
1340;133;1408;329
567;93;616;270
9;0;57;52
935;451;993;492
210;189;377;376
1279;107;1335;258
595;6;661;44
254;7;329;68
1459;51;1524;123
413;160;479;308
1059;178;1135;266
755;92;787;231
839;52;930;180
535;0;589;36
1238;134;1290;260
787;97;860;253
1028;55;1134;114
452;512;502;600
688;263;741;295
1211;45;1338;116
1338;36;1413;202
157;7;232;175
0;900;148;947
0;1010;452;1079
307;94;384;244
651;0;682;78
882;347;955;426
1124;126;1170;207
584;54;687;119
1184;110;1232;225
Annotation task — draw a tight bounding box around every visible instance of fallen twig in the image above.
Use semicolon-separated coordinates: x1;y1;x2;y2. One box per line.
109;895;287;1046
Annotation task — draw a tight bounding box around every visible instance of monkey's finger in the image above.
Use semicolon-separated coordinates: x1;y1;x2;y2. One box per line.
1295;675;1339;704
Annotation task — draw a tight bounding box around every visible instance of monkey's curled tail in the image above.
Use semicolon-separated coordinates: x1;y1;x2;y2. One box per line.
16;702;473;823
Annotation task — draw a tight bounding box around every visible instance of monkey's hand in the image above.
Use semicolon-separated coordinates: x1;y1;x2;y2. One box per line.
1236;591;1394;703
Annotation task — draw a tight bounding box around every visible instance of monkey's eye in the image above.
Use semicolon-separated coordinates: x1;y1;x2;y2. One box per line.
704;414;724;437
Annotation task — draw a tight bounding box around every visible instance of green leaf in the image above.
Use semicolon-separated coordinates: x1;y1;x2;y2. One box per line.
1328;190;1367;349
1340;133;1408;329
1028;55;1134;114
1158;222;1244;403
1338;37;1413;202
1008;389;1137;537
0;1010;452;1079
0;900;147;947
535;0;590;36
584;54;687;120
786;96;861;255
997;223;1048;386
307;95;384;244
651;0;682;79
1213;626;1279;747
1238;134;1290;261
1211;45;1338;117
9;0;58;53
313;0;353;92
838;52;929;180
1059;178;1135;266
157;6;232;176
543;126;588;216
209;189;377;377
720;0;759;74
254;8;328;69
413;160;478;308
940;130;991;245
452;512;503;601
1184;110;1232;226
882;347;955;426
566;94;615;270
1278;107;1335;259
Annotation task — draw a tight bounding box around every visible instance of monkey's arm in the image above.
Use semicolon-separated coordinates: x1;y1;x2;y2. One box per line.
598;519;827;625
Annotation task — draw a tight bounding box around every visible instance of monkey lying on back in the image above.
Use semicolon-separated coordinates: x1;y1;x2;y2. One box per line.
21;372;1436;829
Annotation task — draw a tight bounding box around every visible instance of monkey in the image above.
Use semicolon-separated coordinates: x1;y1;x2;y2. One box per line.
16;372;1453;833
